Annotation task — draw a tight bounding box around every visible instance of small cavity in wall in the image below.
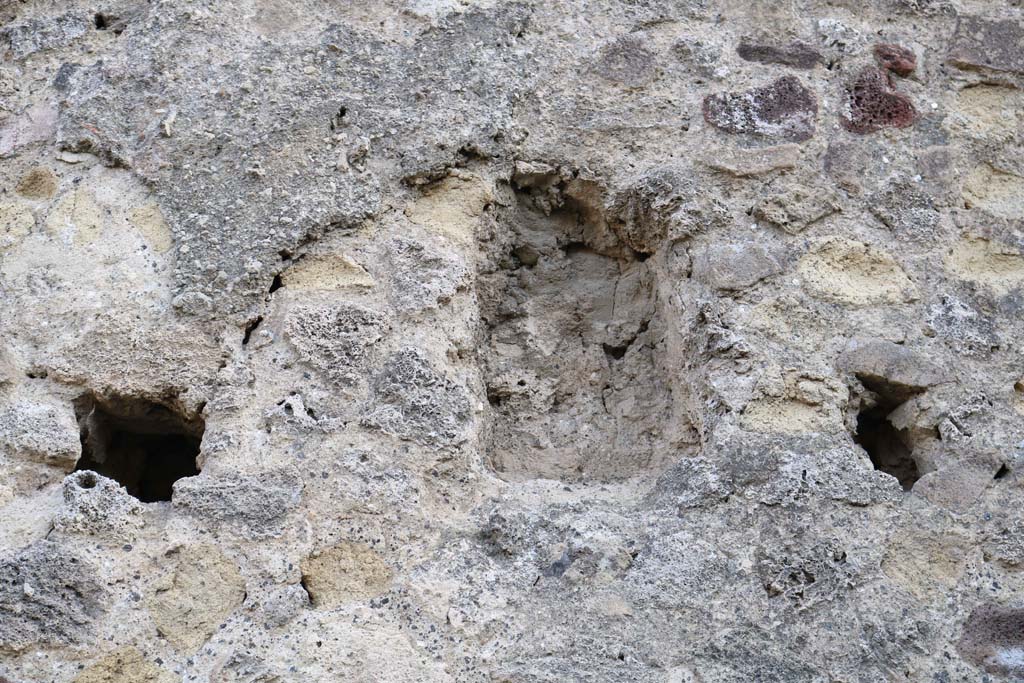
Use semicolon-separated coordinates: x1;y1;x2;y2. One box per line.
73;392;204;502
477;169;691;483
852;377;924;491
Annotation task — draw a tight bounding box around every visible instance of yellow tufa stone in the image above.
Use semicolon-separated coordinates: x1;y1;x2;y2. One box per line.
129;202;174;253
300;541;392;608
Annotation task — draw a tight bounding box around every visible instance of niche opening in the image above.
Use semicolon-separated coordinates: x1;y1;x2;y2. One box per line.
853;378;921;491
73;393;203;502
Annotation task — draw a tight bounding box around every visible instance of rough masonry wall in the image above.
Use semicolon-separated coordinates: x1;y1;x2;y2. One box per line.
1;0;1024;681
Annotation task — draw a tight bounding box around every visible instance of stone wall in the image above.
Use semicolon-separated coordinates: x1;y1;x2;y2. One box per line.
2;1;1024;681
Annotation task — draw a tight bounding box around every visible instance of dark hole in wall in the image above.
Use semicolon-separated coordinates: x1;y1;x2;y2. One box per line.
855;404;919;490
242;315;263;345
268;273;284;293
853;377;921;490
994;464;1010;480
73;393;203;503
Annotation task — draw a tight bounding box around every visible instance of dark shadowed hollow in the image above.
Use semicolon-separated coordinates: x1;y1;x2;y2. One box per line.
73;393;203;502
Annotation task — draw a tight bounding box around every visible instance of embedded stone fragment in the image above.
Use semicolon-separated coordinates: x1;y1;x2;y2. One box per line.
913;465;993;513
691;241;783;291
837;337;945;395
385;237;471;313
702;76;818;142
73;646;176;683
146;545;246;652
300;541;392;608
360;348;470;446
0;13;89;59
608;169;687;253
754;184;840;234
0;101;58;157
0;201;34;246
841;67;916;134
962;164;1024;218
55;470;145;538
882;528;971;601
129;203;173;253
925;295;999;357
0;541;104;652
798;237;918;305
404;175;493;246
286;303;388;386
948;16;1024;76
702;143;800;177
281;252;374;291
873;43;916;77
0;399;80;468
44;186;105;245
737;40;822;69
594;35;658;87
954;85;1021;141
16;167;58;199
172;470;302;537
868;179;940;240
944;235;1024;295
958;603;1024;677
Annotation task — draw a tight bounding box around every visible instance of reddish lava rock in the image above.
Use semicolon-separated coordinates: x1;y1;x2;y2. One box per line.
702;75;818;142
873;43;916;77
841;67;916;134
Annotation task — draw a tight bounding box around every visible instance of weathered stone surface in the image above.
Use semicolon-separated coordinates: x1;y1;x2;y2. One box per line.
360;348;471;446
73;646;176;683
873;43;917;77
948;16;1024;76
841;67;916;134
1;2;1023;681
958;604;1024;677
702;76;818;142
691;241;783;291
0;541;104;652
737;40;822;69
0;398;80;468
300;541;392;608
702;143;800;176
286;303;388;386
146;544;246;652
754;183;840;234
172;469;302;536
798;237;918;305
837;337;945;394
55;470;145;538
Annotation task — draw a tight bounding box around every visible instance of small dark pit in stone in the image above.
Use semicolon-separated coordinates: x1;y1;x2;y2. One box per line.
242;316;263;345
603;343;630;360
75;471;98;489
994;464;1010;480
269;274;284;293
73;393;204;503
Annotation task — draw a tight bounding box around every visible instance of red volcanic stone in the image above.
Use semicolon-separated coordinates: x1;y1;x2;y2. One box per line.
702;76;817;142
737;40;823;69
948;16;1024;75
841;67;916;134
873;43;916;77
